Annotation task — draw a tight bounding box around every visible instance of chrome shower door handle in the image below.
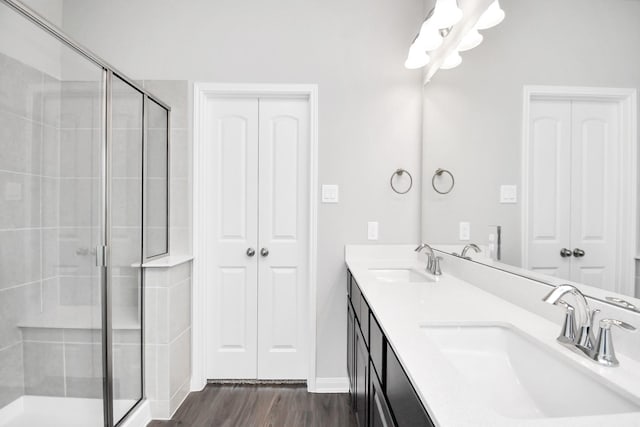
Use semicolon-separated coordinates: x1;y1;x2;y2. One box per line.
573;248;585;257
260;248;269;257
560;248;572;258
246;247;256;257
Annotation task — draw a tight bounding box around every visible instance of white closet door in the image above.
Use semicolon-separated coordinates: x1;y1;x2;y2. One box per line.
206;98;259;379
569;101;619;290
257;98;309;379
526;100;572;278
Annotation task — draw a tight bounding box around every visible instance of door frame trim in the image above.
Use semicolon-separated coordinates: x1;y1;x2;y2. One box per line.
521;85;637;296
191;83;319;391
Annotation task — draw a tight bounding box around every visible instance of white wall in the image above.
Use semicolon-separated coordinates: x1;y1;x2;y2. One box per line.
59;0;425;380
422;0;640;267
0;0;63;78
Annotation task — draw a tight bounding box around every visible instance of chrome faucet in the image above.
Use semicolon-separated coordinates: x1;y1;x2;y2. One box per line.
460;243;481;259
543;284;636;366
415;243;442;276
543;284;598;354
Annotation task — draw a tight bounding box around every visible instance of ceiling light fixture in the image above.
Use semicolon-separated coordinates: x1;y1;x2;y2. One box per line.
404;44;430;69
431;0;463;29
415;21;443;52
458;27;483;52
440;50;462;70
476;0;505;30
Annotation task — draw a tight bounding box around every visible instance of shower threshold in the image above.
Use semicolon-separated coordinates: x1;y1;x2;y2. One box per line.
0;396;136;427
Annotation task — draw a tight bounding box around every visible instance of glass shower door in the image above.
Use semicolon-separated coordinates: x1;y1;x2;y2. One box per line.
109;74;144;424
0;1;106;425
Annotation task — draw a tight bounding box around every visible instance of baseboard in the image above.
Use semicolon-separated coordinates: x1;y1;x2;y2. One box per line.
312;377;349;393
119;400;151;427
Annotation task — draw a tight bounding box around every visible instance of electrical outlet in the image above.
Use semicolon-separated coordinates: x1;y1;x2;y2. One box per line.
459;221;470;241
368;221;379;240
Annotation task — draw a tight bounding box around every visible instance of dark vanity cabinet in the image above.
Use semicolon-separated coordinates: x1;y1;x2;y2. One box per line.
347;270;435;427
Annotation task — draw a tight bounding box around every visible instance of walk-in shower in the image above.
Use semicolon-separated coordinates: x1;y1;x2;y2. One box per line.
0;1;170;426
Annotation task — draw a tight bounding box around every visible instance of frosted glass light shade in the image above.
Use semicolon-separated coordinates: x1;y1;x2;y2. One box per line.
458;28;483;51
477;0;505;30
415;21;443;51
431;0;463;29
404;45;430;69
441;50;462;70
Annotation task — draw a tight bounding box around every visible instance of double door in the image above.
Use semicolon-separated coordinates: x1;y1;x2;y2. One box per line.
526;99;620;290
206;97;309;379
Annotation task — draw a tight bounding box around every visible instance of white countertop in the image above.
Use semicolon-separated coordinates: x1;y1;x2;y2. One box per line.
345;245;640;427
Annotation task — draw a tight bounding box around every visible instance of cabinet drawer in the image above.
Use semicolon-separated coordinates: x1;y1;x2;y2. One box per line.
385;343;434;427
369;312;384;381
370;363;395;427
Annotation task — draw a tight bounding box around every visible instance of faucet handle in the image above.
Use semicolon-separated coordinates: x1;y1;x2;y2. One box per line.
600;318;636;332
555;300;577;344
432;256;442;276
593;319;636;366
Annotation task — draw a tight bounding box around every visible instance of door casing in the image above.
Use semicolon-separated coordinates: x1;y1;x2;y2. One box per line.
192;83;319;391
522;86;637;296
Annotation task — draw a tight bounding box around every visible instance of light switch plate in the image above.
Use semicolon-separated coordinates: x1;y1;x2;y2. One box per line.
321;184;339;203
500;185;517;204
459;221;470;241
367;221;379;240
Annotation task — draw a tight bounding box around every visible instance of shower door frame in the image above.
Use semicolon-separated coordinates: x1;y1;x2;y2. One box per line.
1;1;171;426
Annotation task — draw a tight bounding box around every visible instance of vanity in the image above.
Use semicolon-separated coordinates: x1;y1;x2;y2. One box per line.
345;245;640;427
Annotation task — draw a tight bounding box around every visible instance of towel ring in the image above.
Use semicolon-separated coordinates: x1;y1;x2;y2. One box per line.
390;169;413;194
432;168;455;194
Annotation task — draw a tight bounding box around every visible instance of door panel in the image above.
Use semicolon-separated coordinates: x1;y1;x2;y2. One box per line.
257;98;309;379
570;101;619;291
527;100;571;278
206;98;259;379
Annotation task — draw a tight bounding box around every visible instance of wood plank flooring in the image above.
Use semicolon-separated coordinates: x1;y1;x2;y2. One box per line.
147;384;357;427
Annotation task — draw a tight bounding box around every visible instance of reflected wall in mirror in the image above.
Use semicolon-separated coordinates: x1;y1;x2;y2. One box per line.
421;0;640;301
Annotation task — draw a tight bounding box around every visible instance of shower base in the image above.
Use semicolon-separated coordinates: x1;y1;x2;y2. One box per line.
0;396;137;427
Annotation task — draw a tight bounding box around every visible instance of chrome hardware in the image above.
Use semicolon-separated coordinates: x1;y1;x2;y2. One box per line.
593;319;636;366
556;300;577;344
246;247;256;257
433;256;442;276
460;243;481;259
560;248;572;258
543;284;597;358
95;245;108;267
605;296;640;313
260;248;269;257
573;248;585;257
415;243;442;276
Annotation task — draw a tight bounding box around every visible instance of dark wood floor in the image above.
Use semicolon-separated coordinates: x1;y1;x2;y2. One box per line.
147;384;357;427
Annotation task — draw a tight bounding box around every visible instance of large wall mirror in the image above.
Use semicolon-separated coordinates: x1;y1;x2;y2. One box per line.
421;0;640;307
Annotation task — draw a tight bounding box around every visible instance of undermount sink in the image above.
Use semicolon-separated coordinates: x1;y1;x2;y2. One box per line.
369;268;434;283
421;323;640;419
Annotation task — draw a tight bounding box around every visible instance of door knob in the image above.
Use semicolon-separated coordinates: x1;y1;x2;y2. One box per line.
246;247;256;257
573;248;585;257
560;248;572;258
260;248;269;257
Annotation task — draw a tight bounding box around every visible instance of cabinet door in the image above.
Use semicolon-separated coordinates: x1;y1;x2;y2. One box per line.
347;301;356;406
370;363;395;427
355;326;368;427
386;343;434;427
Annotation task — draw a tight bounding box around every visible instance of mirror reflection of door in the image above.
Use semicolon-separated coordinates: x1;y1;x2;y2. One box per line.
524;95;624;293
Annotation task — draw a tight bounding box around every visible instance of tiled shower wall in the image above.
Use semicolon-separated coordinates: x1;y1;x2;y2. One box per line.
0;52;61;408
0;51;145;409
140;80;193;420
